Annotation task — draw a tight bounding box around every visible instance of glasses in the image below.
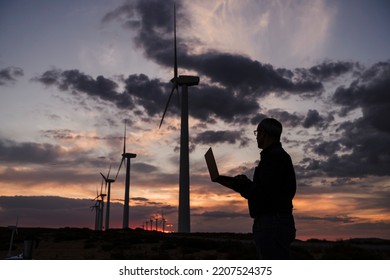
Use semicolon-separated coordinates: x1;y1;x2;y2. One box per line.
254;130;264;137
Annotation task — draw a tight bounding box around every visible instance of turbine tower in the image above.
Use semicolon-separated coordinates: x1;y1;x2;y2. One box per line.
92;178;106;231
91;202;100;231
100;166;115;230
7;217;18;258
159;3;199;233
161;210;167;233
115;119;136;229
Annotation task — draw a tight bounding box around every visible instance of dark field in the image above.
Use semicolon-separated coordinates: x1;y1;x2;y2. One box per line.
1;227;389;260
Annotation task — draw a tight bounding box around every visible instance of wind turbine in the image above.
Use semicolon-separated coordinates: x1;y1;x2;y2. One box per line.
159;3;199;233
161;211;167;233
100;165;115;230
91;202;100;231
92;178;106;231
7;217;18;258
91;183;101;230
115;119;136;229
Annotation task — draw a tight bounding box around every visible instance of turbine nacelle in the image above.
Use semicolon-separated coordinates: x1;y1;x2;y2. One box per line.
171;75;200;86
122;152;137;159
100;172;115;184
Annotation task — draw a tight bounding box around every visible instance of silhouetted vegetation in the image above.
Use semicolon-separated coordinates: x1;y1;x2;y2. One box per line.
1;227;389;260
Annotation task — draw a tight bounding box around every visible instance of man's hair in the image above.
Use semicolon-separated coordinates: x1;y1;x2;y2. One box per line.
259;118;283;141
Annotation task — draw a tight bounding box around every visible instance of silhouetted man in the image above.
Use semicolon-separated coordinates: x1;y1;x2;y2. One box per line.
217;118;296;259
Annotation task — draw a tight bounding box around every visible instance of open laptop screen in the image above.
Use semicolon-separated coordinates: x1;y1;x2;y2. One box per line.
204;147;219;182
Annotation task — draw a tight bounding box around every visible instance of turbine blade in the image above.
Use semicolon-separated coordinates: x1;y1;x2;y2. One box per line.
100;172;107;182
173;2;178;80
159;84;177;128
107;164;111;179
95;181;100;199
115;157;125;181
100;177;104;195
123;119;127;154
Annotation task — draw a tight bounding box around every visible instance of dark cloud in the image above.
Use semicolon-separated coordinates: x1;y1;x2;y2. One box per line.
32;67;61;86
333;61;390;133
303;109;334;129
325;122;389;177
0;66;24;86
194;130;250;147
33;69;134;110
189;52;289;91
297;215;357;224
189;86;259;123
309;61;359;80
294;61;359;82
311;140;343;157
132;162;159;173
251;109;334;130
0;138;64;164
131;196;149;202
302;116;390;177
124;74;169;117
300;62;390;177
186;52;324;97
266;109;303;128
0;137;108;178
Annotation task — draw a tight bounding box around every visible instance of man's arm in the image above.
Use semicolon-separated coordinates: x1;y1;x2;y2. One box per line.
215;175;253;193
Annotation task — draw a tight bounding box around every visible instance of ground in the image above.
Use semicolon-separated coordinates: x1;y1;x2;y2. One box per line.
1;227;389;260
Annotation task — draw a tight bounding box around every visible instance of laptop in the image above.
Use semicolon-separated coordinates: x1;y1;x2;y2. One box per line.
204;147;239;189
204;147;220;182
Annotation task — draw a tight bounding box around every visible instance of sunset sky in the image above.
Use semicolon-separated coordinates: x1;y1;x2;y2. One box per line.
1;0;389;240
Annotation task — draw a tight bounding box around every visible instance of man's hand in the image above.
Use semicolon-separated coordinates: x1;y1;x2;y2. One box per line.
233;174;254;199
214;175;252;192
234;174;250;181
215;176;240;191
234;174;252;187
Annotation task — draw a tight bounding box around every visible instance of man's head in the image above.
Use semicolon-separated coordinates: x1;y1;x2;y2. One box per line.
255;118;282;149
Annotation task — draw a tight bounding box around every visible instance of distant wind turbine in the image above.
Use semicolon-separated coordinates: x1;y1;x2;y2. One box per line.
149;217;154;231
161;211;167;233
91;202;100;231
92;178;106;231
100;165;115;230
7;217;18;258
115;119;136;229
159;3;199;233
